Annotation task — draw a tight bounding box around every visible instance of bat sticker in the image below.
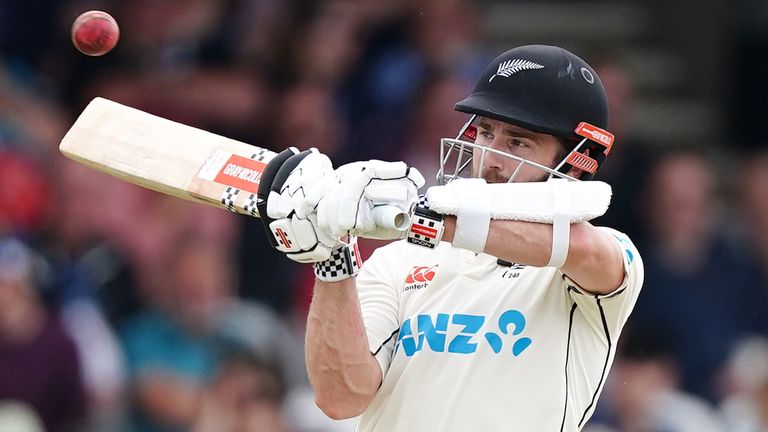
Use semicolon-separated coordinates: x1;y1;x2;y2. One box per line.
197;150;267;194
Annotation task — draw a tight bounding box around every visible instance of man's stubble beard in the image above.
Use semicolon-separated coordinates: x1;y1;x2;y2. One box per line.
479;167;552;183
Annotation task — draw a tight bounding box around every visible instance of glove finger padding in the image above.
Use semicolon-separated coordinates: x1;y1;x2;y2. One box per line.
261;148;341;263
257;147;300;250
334;162;377;235
266;190;293;219
317;160;425;240
290;153;334;219
357;164;425;239
265;150;334;220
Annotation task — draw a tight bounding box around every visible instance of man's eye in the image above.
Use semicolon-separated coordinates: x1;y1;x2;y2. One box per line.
510;139;528;148
479;131;493;139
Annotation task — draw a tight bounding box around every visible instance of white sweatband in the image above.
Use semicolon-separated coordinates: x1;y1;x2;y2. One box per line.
450;178;491;253
546;180;571;268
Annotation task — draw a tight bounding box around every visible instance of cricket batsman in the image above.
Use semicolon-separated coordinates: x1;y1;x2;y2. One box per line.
258;44;644;431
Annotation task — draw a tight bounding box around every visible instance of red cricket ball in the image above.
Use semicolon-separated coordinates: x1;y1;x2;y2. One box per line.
71;10;120;56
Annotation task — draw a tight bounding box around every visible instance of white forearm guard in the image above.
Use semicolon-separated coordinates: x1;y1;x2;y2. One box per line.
425;179;612;267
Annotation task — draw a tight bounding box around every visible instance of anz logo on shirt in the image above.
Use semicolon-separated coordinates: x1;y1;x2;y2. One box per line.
395;309;533;358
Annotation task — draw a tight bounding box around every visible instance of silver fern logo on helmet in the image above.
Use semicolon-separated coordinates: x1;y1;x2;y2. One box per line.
489;59;544;82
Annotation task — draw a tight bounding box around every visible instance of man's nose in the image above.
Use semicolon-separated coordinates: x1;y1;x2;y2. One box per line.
483;137;507;170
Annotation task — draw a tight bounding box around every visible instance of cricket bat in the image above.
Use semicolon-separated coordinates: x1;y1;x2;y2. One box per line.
59;97;407;229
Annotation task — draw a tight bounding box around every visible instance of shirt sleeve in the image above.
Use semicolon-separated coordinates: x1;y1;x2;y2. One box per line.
355;245;402;376
564;227;645;338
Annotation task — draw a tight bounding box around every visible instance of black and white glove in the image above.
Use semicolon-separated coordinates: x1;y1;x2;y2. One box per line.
257;148;342;263
258;150;426;281
310;160;426;240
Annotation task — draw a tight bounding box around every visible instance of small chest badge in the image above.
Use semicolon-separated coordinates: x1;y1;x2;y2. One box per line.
403;265;438;291
499;262;526;279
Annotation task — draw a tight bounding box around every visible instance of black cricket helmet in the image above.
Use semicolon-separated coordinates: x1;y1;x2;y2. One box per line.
438;44;614;183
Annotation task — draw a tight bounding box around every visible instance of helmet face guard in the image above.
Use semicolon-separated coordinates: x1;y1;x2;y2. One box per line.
443;45;615;184
436;115;614;185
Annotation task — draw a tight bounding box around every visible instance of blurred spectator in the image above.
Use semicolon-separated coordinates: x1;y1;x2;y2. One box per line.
44;159;141;326
222;0;292;70
401;73;473;187
44;156;240;323
736;150;768;330
0;237;86;432
630;150;765;401
193;350;290;432
110;0;229;71
59;298;128;431
78;66;270;143
589;55;653;244
0;401;44;432
0;55;70;159
0;150;51;237
120;234;305;432
237;215;306;319
0;56;68;238
271;82;348;155
739;150;768;265
407;0;485;77
338;3;431;163
32;158;137;431
286;1;365;87
587;328;725;432
238;80;350;320
718;336;768;432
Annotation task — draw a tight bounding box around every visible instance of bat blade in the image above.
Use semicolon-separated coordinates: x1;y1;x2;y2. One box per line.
59;97;275;217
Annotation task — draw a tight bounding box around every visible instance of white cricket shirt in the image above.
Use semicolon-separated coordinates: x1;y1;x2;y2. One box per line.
355;227;643;432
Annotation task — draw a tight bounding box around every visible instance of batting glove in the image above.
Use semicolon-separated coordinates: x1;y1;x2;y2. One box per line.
310;160;425;240
257;148;342;263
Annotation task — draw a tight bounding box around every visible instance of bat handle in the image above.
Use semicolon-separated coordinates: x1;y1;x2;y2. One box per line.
372;205;411;231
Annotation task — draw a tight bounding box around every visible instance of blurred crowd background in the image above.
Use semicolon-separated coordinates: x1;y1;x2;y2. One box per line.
1;0;767;431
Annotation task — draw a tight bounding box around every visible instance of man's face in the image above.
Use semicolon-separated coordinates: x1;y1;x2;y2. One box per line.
472;117;564;183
